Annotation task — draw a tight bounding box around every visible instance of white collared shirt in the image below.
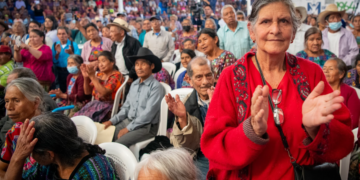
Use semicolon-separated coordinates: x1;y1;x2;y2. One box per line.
115;36;129;75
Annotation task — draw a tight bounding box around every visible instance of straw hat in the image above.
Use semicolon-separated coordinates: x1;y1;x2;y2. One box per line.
318;4;345;24
295;6;307;23
107;18;130;32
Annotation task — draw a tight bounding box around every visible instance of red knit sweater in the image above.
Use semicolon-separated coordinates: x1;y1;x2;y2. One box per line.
200;52;354;180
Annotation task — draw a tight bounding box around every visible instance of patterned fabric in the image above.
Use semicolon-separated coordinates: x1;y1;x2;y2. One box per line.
211;50;236;79
91;71;124;102
67;77;76;95
175;31;198;50
153;67;175;89
344;68;360;89
22;153;120;180
88;45;103;62
295;49;336;68
0;123;36;177
73;100;113;122
176;70;191;89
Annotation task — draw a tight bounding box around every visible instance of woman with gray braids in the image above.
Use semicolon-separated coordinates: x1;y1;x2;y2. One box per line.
200;0;353;179
4;113;119;180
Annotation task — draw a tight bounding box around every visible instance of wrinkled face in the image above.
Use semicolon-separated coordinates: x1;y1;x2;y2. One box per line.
353;16;360;30
198;33;218;55
5;86;38;123
326;13;342;24
109;26;124;42
135;59;154;79
98;55;114;72
67;58;80;69
0;52;11;66
102;27;110;38
306;33;322;53
44;18;54;29
180;53;192;68
86;26;99;40
248;2;295;56
80;18;90;27
189;64;215;98
183;40;195;50
323;60;344;85
57;29;69;42
237;14;244;21
223;7;236;25
12;22;23;33
143;20;151;31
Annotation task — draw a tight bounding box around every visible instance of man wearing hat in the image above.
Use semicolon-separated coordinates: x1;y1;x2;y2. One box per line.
287;6;311;55
143;16;174;62
0;45;14;90
108;18;142;81
103;47;165;147
319;4;358;66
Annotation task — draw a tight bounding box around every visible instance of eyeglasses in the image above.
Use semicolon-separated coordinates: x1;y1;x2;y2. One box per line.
272;89;284;125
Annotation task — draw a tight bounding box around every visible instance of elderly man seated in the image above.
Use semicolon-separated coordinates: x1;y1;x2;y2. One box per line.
103;48;165;147
171;39;205;68
165;57;215;177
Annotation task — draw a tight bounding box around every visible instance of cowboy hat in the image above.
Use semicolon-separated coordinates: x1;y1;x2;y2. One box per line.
0;21;9;31
128;48;162;73
318;4;345;24
107;18;130;32
295;6;307;23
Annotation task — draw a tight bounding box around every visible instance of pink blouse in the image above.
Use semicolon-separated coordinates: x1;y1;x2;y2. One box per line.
20;45;55;83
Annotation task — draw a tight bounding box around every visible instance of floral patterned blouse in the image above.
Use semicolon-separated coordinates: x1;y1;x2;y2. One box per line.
175;31;198;50
344;68;360;89
295;49;336;68
88;45;103;62
91;71;123;102
153;67;175;90
210;50;236;79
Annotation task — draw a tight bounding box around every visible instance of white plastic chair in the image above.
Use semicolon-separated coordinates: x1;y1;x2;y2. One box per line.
71;116;98;144
129;82;172;161
162;62;176;78
339;127;358;180
99;142;137;180
174;67;187;89
352;86;360;100
111;76;129;117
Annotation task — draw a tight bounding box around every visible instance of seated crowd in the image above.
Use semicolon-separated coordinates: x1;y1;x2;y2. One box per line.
0;0;359;179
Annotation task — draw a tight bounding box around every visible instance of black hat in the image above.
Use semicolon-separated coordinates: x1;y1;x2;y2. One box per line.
128;48;162;73
149;15;161;21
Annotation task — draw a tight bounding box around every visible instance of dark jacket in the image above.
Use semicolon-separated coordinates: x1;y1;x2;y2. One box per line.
184;89;203;127
66;73;91;104
111;34;142;80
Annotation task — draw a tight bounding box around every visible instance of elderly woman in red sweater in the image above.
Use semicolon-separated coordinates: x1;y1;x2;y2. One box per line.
200;0;354;180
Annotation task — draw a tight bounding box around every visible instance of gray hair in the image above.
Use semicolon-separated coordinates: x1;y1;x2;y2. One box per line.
187;56;215;77
327;57;347;83
205;18;217;29
57;26;70;35
6;78;45;112
304;27;323;48
10;67;38;80
14;21;26;34
135;148;201;180
248;0;300;35
182;18;193;26
237;10;245;16
68;54;84;65
221;5;236;17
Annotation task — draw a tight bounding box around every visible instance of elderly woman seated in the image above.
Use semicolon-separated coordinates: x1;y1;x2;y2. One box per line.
0;78;46;179
136;148;201;180
323;58;360;129
4;113;119;179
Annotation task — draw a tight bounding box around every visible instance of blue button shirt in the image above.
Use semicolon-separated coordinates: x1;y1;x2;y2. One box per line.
52;39;81;68
110;75;165;131
217;21;253;59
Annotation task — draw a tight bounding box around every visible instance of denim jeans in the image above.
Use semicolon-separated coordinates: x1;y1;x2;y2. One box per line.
195;155;209;180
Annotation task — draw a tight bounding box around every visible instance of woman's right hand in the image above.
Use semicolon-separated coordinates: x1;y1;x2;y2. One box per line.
13;119;38;160
80;64;89;78
250;85;270;137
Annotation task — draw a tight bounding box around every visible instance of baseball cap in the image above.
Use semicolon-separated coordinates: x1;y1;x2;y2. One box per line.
0;45;11;54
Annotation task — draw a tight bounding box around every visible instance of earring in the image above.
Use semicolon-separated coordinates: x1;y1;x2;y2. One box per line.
253;40;255;43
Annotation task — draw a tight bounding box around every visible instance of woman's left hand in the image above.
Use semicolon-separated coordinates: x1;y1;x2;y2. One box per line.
302;81;344;139
86;64;96;79
13;119;38;160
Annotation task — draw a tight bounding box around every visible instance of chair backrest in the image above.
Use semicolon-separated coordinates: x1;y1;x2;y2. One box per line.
162;62;176;78
339;127;358;180
158;88;193;136
99;142;137;180
352;86;360;100
174;67;187;89
111;76;129;117
70;116;98;144
156;82;173;136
